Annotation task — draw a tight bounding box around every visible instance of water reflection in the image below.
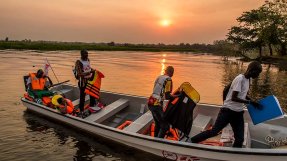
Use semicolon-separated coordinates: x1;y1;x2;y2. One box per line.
1;50;287;161
23;111;162;161
160;54;166;75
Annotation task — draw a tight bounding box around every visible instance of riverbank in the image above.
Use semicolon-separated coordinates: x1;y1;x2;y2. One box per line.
1;41;287;68
0;40;227;54
238;55;287;71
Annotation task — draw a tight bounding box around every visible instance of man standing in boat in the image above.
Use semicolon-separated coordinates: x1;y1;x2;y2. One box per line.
189;61;263;148
148;66;177;138
75;49;99;115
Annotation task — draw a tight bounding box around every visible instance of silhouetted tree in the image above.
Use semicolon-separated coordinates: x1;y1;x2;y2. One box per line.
227;0;287;57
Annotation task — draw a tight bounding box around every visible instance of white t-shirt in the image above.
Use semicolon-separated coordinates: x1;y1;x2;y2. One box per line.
222;74;250;112
80;59;92;79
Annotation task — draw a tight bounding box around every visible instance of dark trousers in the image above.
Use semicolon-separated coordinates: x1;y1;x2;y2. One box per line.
148;105;169;138
190;108;244;148
79;85;96;112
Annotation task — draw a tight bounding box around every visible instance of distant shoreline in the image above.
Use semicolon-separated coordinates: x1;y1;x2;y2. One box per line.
0;40;230;55
1;41;287;65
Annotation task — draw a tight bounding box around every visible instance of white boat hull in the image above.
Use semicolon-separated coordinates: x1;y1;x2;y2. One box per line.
21;85;287;161
22;85;287;161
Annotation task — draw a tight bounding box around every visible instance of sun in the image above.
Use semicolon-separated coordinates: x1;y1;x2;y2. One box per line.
160;19;171;27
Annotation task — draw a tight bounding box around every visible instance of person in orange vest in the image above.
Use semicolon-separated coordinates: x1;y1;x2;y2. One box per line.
52;95;77;114
26;69;54;104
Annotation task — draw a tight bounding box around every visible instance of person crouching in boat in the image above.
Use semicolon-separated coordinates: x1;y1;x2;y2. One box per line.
189;61;263;148
26;69;54;104
148;66;179;138
52;95;77;114
75;49;101;115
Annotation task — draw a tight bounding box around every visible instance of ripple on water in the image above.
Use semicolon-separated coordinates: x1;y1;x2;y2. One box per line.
0;50;286;161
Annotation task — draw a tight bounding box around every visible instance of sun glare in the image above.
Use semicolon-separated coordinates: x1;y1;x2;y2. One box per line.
160;19;171;27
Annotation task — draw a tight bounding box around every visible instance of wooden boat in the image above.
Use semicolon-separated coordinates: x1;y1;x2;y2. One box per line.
21;83;287;161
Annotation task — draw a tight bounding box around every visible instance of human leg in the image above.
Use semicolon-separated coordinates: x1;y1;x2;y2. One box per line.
89;95;97;107
79;86;86;112
38;90;54;97
157;106;170;138
190;108;231;143
28;89;38;99
148;105;162;137
230;111;245;148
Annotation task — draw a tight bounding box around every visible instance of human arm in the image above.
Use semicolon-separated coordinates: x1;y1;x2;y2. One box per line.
45;76;53;87
75;60;93;78
164;79;181;100
230;76;262;109
231;91;251;104
232;91;262;109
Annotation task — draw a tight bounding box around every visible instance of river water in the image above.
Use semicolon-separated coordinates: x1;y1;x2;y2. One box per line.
0;50;286;161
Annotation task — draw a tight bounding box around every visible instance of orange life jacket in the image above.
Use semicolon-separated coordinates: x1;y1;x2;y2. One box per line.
42;97;52;106
85;70;104;99
66;99;78;114
24;93;34;101
117;120;132;130
165;128;179;141
58;98;77;114
150;122;155;137
29;73;46;90
150;123;179;141
199;140;224;146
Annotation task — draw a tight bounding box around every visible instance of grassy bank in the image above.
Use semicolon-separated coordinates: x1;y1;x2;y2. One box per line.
0;40;231;54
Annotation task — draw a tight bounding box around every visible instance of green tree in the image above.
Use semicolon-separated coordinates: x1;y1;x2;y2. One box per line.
264;0;287;56
227;0;287;57
227;8;266;58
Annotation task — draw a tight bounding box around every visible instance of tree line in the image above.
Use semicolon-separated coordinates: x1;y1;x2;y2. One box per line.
0;39;237;55
227;0;287;58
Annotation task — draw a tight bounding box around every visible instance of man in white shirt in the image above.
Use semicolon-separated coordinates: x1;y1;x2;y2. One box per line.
75;49;96;114
190;61;262;148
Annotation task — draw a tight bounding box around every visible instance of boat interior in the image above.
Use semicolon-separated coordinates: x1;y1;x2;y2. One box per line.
45;84;287;150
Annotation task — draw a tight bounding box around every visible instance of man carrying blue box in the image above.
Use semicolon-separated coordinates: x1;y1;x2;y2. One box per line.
189;61;263;148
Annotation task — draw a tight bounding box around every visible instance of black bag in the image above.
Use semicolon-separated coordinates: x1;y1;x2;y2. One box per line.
163;92;197;136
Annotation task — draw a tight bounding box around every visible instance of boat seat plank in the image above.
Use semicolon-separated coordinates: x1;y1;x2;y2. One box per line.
123;111;153;133
72;95;89;107
85;98;129;123
51;87;73;97
58;88;73;95
189;114;212;137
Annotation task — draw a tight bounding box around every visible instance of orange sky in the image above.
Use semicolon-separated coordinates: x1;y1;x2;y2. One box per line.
0;0;265;44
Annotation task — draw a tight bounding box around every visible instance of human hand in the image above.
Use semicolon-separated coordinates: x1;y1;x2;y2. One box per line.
250;100;263;110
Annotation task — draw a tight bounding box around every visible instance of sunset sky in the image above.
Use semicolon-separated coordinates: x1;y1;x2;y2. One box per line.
0;0;264;44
